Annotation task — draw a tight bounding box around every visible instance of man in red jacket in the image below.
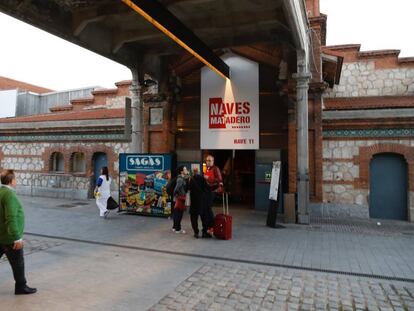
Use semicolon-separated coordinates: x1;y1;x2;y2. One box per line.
203;155;223;237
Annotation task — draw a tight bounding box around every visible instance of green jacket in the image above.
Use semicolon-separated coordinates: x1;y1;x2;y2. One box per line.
0;186;25;245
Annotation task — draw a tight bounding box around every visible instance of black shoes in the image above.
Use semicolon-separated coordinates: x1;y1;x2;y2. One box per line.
15;285;37;295
193;233;199;239
202;232;212;238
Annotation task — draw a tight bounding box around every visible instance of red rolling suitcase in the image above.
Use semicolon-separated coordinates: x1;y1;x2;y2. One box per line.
213;192;232;240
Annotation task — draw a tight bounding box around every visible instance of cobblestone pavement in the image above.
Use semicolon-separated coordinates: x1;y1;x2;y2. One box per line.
1;238;63;262
149;263;414;311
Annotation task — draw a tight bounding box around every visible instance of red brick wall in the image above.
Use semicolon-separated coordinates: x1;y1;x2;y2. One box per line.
306;0;320;17
312;95;323;201
287;94;324;201
323;45;414;69
116;83;132;96
324;96;414;110
144;98;173;153
42;145;117;177
287;110;297;193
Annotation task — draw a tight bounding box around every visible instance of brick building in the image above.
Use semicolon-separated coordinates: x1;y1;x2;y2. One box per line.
0;76;54;118
0;80;170;199
320;45;414;220
1;0;413;222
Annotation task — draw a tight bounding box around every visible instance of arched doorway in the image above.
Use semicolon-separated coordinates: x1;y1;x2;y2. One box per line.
91;152;108;197
369;153;407;220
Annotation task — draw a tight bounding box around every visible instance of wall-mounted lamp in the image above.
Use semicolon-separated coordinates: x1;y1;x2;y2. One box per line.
141;78;157;87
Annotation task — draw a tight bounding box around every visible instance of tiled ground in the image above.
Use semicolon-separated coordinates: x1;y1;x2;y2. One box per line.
20;196;414;281
1;238;63;262
6;195;414;310
309;217;414;237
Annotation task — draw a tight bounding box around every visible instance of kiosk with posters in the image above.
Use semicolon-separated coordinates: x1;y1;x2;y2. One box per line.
119;154;172;217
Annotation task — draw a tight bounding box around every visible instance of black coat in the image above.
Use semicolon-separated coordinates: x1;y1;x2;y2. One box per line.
189;174;208;215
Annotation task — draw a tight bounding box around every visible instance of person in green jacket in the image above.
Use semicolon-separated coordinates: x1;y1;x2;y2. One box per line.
0;169;36;295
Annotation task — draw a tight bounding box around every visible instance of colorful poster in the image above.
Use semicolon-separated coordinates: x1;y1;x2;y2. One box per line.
119;154;172;217
200;53;259;149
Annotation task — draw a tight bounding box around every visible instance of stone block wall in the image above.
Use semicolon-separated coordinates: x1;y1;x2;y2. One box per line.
324;61;414;98
0;141;130;199
322;139;414;220
106;96;128;109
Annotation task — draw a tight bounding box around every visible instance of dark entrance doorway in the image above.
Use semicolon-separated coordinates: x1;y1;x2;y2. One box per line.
369;153;407;220
90;152;108;198
203;150;255;207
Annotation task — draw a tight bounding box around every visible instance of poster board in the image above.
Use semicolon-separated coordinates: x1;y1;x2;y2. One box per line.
200;53;259;149
268;161;281;201
119;154;172;217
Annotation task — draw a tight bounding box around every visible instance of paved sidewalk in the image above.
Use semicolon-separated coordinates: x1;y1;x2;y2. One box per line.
310;216;414;237
2;195;414;310
0;238;63;263
21;196;414;281
1;236;203;311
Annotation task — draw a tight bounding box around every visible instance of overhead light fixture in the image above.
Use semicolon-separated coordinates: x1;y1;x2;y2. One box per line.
121;0;230;80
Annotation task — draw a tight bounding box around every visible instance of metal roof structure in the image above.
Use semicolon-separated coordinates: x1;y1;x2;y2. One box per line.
0;0;309;78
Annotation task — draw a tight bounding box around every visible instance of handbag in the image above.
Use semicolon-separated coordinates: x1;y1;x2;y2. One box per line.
174;195;186;211
107;196;119;210
185;191;191;207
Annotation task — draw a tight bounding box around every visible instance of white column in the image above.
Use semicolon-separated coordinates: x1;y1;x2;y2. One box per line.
293;53;311;225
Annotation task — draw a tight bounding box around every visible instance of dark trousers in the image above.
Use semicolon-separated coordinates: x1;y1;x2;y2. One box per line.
190;213;208;235
172;209;184;231
203;207;215;229
0;245;27;288
191;209;214;234
205;191;216;228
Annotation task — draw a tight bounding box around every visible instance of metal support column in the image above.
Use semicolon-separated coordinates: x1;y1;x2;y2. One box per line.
293;53;311;225
130;68;143;153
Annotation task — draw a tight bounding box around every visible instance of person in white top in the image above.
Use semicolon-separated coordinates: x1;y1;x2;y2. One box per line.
94;166;112;218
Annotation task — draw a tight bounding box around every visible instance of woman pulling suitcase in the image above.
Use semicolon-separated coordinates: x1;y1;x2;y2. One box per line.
203;155;223;234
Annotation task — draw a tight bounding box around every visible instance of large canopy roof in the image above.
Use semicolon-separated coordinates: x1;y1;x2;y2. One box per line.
0;0;295;75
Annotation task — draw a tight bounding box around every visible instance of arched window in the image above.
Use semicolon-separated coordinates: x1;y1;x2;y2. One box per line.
50;152;64;172
71;152;86;173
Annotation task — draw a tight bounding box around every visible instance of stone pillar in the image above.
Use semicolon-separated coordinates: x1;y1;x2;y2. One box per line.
287;98;297;194
293;68;311;225
130;68;143;153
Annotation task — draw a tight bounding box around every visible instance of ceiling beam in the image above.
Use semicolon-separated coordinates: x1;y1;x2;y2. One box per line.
111;31;164;53
16;0;31;10
162;0;216;6
231;46;282;67
73;15;105;37
72;4;131;36
121;0;230;79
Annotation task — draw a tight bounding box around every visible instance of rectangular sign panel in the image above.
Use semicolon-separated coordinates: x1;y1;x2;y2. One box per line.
126;155;164;171
119;153;172;217
201;53;259;149
269;161;281;201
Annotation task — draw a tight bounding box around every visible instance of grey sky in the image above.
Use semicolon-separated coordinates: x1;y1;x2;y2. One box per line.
0;12;131;91
0;1;413;91
320;0;413;57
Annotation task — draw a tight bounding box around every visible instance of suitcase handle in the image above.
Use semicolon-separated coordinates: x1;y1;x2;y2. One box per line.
222;192;229;215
